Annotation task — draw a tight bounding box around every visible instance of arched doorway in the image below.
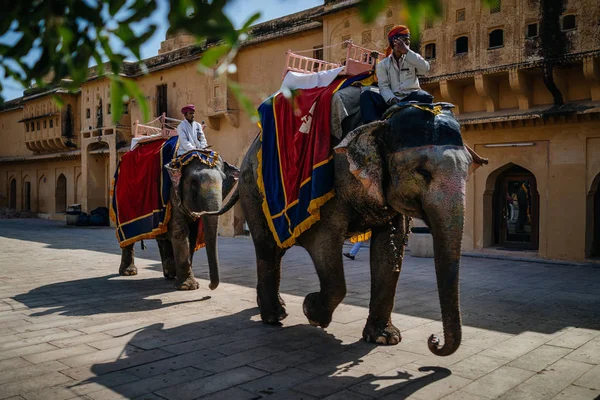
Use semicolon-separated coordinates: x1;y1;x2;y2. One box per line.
55;174;67;213
589;174;600;258
9;178;16;209
492;165;539;250
22;176;31;211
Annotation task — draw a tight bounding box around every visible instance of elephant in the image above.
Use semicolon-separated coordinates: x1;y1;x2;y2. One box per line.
118;155;239;291
210;103;486;356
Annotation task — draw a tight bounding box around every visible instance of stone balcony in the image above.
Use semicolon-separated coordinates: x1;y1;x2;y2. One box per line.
23;117;78;153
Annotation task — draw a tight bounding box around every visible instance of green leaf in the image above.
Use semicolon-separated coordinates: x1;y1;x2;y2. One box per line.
122;78;149;122
227;80;258;122
357;0;388;23
200;44;230;69
241;12;261;31
110;76;124;123
109;0;127;16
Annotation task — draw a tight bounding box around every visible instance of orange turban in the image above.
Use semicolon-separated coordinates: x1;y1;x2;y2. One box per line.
385;25;410;56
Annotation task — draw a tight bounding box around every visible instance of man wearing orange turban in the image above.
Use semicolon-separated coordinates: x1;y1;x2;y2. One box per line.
360;25;432;123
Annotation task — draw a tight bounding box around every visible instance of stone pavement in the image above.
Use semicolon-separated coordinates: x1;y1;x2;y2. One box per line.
0;219;599;400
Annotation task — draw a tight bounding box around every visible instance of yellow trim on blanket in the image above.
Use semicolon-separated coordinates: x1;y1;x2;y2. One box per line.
116;202;172;248
350;230;371;243
256;88;342;248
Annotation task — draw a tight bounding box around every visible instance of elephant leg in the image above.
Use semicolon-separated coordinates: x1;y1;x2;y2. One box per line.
302;231;346;329
170;212;199;290
119;244;137;276
157;238;176;280
240;181;287;323
255;242;287;324
362;220;406;345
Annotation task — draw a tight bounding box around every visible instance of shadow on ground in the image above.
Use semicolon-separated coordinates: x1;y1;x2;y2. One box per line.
13;274;211;317
75;308;453;399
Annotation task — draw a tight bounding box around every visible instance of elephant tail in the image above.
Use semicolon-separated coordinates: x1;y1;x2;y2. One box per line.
190;182;239;218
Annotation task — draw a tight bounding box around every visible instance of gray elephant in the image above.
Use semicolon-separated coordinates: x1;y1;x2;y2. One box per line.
213;103;486;356
118;155;239;291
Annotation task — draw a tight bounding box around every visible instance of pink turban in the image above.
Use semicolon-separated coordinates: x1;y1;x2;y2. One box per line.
181;104;195;114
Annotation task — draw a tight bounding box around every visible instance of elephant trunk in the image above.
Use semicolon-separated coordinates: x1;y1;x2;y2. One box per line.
203;213;220;290
423;179;465;356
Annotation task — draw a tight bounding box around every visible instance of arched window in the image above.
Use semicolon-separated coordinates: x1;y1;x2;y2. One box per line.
455;36;468;54
424;43;436;60
489;29;504;48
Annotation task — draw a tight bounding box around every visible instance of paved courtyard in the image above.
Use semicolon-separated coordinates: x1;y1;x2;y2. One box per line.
0;219;599;400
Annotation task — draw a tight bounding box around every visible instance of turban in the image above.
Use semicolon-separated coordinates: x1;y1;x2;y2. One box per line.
181;104;195;114
385;25;410;57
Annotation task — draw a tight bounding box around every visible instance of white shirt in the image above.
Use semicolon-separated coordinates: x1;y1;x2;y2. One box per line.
177;120;207;155
376;50;430;104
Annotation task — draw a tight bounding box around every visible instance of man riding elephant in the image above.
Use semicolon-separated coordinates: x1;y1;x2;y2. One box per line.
360;25;433;124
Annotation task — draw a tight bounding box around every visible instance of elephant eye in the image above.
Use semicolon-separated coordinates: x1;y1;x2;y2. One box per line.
416;168;432;183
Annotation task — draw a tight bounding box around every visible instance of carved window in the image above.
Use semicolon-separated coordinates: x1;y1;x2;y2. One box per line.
384;24;394;38
26;123;29;132
425;43;436;60
562;14;576;31
387;10;393;18
361;30;371;44
123;103;129;115
37;121;40;130
43;120;46;129
490;0;501;13
49;119;53;128
526;23;538;38
107;104;111;115
456;9;466;22
489;29;504;48
30;122;34;131
455;36;469;54
313;46;323;61
425;18;433;29
342;35;351;49
86;108;90;119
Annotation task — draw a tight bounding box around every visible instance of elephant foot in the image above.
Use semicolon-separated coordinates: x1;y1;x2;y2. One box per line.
119;264;138;276
303;292;333;328
362;317;401;345
256;293;286;308
258;294;288;324
175;276;200;290
163;267;176;280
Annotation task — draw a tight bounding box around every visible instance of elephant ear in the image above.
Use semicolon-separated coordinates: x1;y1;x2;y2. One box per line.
464;143;488;176
334;120;388;206
221;161;240;199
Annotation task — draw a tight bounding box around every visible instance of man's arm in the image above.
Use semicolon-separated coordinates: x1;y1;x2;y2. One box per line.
197;123;208;148
376;61;397;104
404;49;430;74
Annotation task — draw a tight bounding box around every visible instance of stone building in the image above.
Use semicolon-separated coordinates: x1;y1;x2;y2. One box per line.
1;0;599;261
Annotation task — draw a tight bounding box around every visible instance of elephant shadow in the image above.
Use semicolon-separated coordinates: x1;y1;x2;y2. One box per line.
78;308;453;399
12;274;211;317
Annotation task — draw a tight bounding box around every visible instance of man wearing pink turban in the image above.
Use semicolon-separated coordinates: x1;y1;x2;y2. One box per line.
177;104;208;155
360;25;432;123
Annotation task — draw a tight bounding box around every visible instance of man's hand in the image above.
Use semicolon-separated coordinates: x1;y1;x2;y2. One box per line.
394;38;409;55
389;97;400;105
